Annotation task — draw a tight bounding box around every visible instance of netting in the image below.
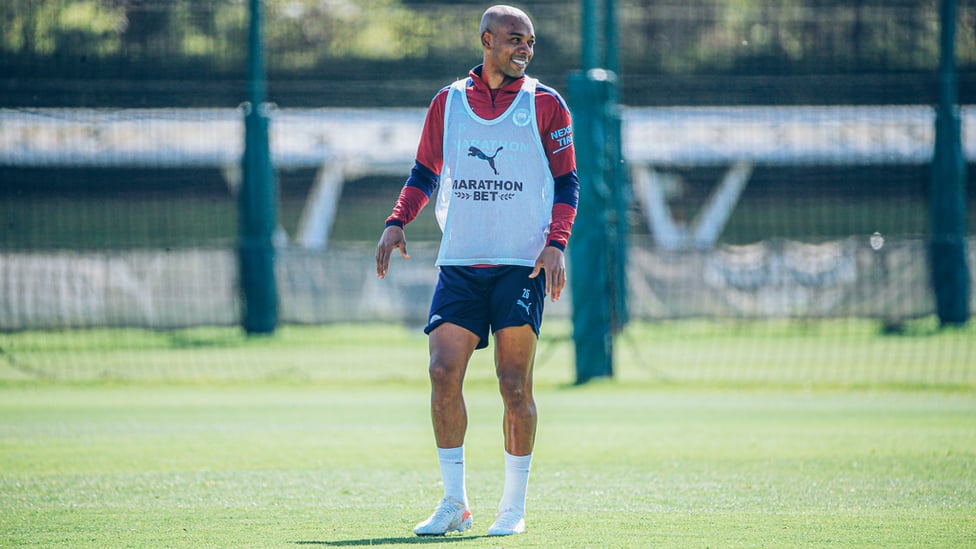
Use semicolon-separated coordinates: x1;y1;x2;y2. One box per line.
4;238;974;331
1;0;974;384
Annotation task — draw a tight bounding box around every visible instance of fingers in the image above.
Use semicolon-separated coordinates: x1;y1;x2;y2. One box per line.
547;264;566;302
375;244;390;279
375;226;408;279
532;246;567;302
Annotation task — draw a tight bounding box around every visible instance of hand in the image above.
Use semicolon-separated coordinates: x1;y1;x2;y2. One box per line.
375;225;409;279
529;246;566;302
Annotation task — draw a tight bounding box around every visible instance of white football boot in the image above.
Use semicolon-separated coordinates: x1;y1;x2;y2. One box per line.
486;508;525;536
413;496;473;536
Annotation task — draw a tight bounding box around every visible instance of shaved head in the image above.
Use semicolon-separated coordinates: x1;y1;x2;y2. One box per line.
480;5;531;35
478;5;535;88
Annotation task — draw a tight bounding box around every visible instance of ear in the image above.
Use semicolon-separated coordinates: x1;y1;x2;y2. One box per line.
481;31;491;49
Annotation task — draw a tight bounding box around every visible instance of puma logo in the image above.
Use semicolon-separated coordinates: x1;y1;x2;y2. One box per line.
468;146;503;175
516;299;532;314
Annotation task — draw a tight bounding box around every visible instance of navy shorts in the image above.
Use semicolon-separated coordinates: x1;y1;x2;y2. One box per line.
424;265;546;350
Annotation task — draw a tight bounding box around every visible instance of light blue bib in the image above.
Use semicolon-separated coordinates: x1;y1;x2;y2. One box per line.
435;77;555;266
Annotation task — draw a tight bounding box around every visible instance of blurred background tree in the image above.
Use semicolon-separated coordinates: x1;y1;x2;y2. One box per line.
0;0;973;106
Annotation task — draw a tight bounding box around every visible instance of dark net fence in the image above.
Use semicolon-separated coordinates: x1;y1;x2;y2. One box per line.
0;0;974;384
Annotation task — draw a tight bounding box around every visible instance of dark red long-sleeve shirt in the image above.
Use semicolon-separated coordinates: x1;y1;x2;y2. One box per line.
385;65;579;251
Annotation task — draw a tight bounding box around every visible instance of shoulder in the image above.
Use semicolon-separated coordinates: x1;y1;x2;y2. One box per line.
422;84;455;125
531;80;572;132
429;77;473;109
533;81;570;112
429;84;452;107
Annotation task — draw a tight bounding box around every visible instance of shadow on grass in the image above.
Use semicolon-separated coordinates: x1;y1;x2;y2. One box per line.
295;536;485;546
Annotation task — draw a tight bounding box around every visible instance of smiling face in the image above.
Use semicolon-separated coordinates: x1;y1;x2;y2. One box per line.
480;7;535;89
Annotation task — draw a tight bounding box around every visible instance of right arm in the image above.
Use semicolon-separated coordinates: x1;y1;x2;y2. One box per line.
375;89;448;278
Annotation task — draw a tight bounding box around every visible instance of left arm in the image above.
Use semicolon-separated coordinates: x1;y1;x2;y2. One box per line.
530;88;579;301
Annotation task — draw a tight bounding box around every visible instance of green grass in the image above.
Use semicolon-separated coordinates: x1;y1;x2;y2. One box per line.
1;322;975;547
2;319;974;389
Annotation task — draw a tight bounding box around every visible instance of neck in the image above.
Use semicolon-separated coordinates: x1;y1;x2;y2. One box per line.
481;64;518;90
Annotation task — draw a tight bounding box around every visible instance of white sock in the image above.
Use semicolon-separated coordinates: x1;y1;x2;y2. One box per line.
437;445;467;507
499;451;532;515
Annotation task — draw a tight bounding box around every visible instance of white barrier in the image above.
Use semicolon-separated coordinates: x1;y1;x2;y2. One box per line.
2;106;972;251
3;105;973;168
3;239;974;330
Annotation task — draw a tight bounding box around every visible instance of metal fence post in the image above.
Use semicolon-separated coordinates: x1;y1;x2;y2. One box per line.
240;0;278;334
930;0;969;326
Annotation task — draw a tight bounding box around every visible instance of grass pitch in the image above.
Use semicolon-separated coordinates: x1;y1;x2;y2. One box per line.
1;321;974;547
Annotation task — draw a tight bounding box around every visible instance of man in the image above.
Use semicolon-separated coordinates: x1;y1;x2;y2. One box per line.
374;4;578;537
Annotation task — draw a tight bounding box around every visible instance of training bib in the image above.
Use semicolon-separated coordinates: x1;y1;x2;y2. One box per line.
434;77;554;267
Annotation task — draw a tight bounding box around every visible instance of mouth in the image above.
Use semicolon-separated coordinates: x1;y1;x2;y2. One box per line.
512;57;529;69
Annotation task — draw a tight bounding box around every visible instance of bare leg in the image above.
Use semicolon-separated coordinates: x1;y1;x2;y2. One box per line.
411;323;480;535
428;322;480;448
494;324;538;456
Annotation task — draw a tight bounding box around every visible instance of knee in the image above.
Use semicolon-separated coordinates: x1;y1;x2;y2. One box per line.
497;372;530;404
428;361;463;390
